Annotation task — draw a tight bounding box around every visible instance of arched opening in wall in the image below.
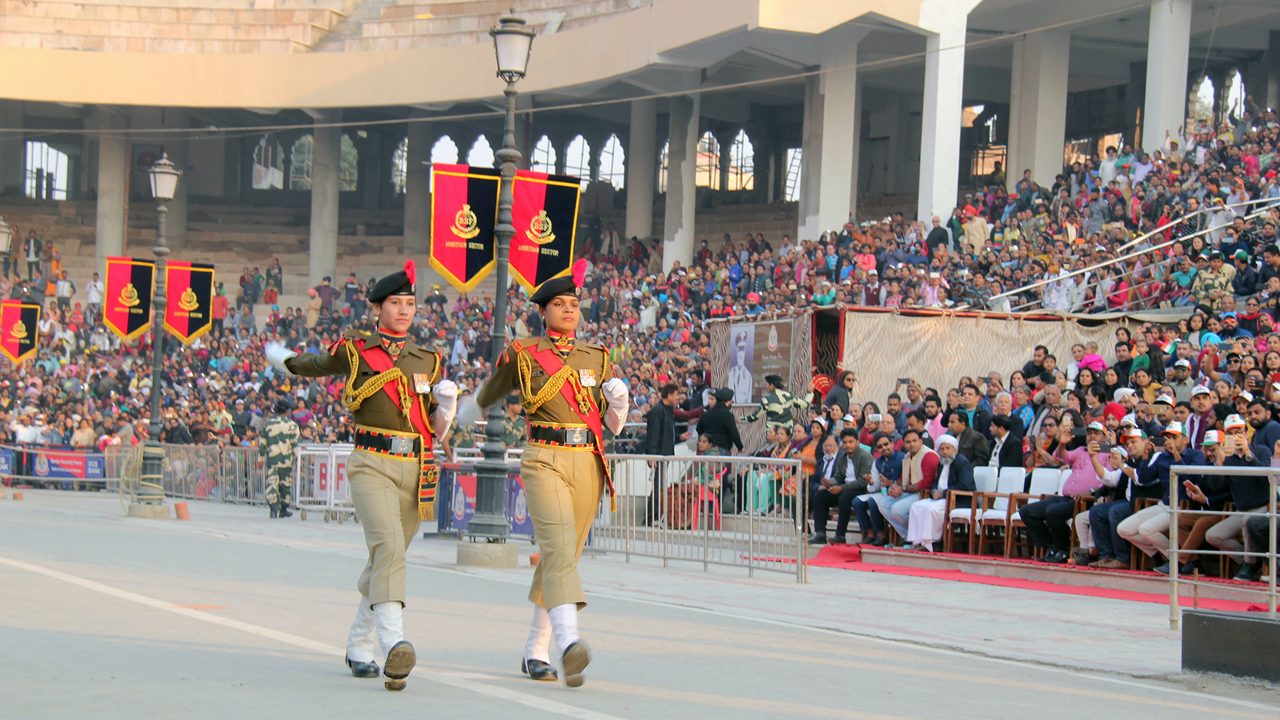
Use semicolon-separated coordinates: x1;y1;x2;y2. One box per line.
24;141;69;201
598;134;625;189
695;131;720;188
727;129;753;192
251;134;285;191
1190;76;1215;127
783;147;802;202
1224;68;1246;122
531;135;557;174
391;136;408;195
289;134;313;190
340;134;359;192
564;135;591;188
657;140;669;194
429;135;459;192
467;136;495;168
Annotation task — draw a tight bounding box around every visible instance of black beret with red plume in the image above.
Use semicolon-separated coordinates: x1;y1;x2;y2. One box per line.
368;259;417;303
530;258;587;307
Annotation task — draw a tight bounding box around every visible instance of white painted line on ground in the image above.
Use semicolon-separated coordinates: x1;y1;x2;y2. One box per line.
0;554;623;720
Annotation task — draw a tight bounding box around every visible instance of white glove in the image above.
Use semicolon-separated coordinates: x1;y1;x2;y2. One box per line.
601;378;629;436
265;341;296;373
431;379;458;439
456;396;481;431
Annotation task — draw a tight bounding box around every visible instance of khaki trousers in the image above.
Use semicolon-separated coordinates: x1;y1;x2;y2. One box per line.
348;449;423;606
522;444;604;610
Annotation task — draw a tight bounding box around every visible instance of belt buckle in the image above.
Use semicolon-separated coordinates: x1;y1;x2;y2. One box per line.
565;428;587;445
390;436;415;454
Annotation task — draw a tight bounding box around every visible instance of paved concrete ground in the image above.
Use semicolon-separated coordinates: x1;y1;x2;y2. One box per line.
2;490;1277;719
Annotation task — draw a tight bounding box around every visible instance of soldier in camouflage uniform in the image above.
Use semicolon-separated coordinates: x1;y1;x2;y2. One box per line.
501;395;527;448
740;374;809;431
264;398;301;518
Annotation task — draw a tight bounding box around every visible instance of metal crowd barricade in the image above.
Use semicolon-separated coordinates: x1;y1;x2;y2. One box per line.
1;443;113;489
589;453;808;583
1167;464;1278;628
293;443;355;523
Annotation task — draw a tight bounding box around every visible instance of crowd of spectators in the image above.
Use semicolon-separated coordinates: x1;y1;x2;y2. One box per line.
1;109;1279;578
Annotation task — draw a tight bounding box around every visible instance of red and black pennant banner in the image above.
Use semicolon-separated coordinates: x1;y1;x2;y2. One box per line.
509;170;581;294
103;256;155;342
0;300;40;365
164;260;215;345
429;163;500;294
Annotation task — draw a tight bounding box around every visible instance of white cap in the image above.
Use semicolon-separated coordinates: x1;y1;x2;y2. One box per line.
1191;385;1212;397
1114;388;1137;402
1238;391;1254;403
1154;394;1174;406
938;434;959;449
1224;414;1247;431
1174;359;1191;368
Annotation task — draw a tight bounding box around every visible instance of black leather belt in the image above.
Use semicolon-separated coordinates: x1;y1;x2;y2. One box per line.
354;428;421;456
529;425;593;447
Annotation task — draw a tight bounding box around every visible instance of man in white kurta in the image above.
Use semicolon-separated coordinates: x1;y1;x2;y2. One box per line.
907;435;975;551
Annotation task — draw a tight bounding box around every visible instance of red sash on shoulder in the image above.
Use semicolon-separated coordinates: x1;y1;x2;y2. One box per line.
525;343;614;497
355;340;432;442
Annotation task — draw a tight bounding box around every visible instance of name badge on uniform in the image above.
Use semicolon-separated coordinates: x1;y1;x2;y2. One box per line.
413;373;431;394
579;368;597;387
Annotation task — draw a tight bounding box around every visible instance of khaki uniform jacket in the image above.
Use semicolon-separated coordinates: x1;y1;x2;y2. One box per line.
285;329;442;437
476;336;615;436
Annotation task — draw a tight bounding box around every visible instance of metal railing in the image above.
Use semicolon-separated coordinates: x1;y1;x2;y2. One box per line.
1167;464;1278;629
993;197;1280;312
1;443;112;489
295;443;355;522
103;444;266;504
588;453;808;582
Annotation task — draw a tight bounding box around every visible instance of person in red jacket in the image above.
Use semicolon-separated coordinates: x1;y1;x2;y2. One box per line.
211;283;229;335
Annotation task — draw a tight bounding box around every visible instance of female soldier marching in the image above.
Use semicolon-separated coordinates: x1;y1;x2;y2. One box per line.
463;259;629;688
266;259;457;691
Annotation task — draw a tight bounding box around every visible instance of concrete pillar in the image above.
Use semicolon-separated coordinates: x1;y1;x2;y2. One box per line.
797;76;824;240
916;0;978;224
0;102;23;196
403;121;430;255
94;108;128;263
662;94;699;271
1265;31;1280;115
624;98;657;240
1142;0;1193;151
1127;61;1147;149
797;30;863;240
1007;31;1069;189
716;130;734;192
309;115;340;287
360;131;383;212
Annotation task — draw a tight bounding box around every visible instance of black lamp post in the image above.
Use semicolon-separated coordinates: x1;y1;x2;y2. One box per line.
138;153;181;505
468;15;535;540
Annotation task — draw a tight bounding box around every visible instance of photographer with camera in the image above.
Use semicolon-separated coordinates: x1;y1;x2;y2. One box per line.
1086;427;1171;569
1117;422;1205;565
1203;414;1274;580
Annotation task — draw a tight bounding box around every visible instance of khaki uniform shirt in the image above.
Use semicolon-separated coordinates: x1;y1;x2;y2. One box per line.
476;336;615;433
285;329;441;437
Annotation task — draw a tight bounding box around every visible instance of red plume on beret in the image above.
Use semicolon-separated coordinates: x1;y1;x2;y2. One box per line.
404;259;416;286
572;258;587;288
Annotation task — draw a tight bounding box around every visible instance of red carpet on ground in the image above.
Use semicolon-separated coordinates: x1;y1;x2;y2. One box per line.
809;544;1266;613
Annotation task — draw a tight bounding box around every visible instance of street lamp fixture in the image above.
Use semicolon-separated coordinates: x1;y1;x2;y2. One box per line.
137;153;182;508
490;15;535;83
467;15;535;544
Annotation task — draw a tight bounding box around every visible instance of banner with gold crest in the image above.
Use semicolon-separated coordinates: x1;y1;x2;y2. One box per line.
103;256;155;342
0;300;40;365
163;260;215;345
509;169;581;294
429;163;500;294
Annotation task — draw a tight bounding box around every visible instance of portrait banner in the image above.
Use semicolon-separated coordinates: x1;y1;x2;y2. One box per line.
509;169;581;294
0;300;40;365
429;163;501;294
164;260;215;345
103;256;155;342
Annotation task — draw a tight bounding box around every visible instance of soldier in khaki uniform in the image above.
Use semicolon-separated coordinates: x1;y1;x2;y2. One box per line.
266;260;457;691
462;260;629;688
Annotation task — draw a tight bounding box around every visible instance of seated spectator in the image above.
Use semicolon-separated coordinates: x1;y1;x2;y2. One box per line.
852;433;904;547
885;429;939;543
1119;422;1206;563
906;434;974;551
947;410;991;466
808;429;873;545
1205;414;1274;580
